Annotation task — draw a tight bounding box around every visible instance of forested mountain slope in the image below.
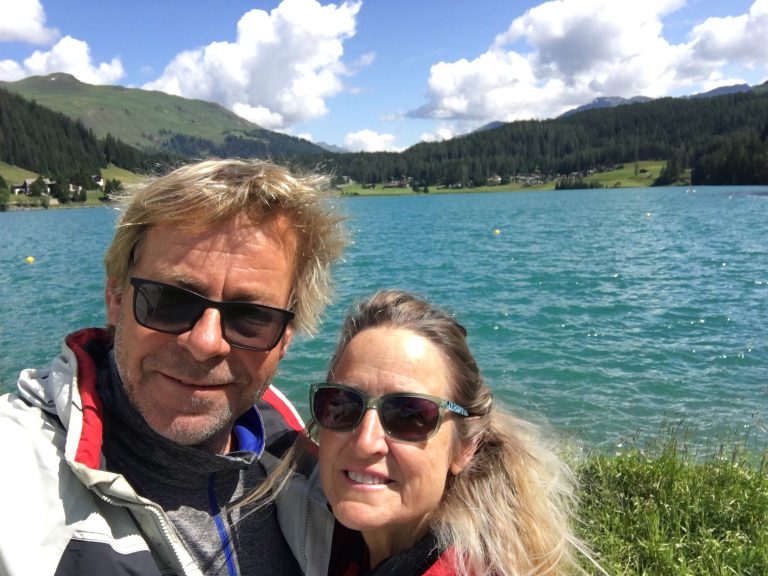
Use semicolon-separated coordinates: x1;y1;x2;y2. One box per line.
0;73;325;159
318;86;768;186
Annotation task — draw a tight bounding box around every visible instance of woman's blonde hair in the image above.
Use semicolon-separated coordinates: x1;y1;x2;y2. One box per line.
103;158;347;333
326;290;598;575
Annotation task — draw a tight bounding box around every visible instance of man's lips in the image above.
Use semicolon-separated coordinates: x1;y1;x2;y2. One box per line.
158;372;232;388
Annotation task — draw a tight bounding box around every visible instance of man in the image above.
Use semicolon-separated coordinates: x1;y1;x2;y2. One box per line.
0;160;346;575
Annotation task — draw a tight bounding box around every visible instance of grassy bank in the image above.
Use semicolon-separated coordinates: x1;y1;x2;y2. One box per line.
339;160;668;196
577;429;768;574
0;163;148;209
2;160;670;205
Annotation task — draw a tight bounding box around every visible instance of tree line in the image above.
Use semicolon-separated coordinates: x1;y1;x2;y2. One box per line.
163;130;323;159
3;83;767;190
305;89;768;187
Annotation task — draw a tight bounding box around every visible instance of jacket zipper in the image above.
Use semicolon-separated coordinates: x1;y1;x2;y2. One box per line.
94;490;197;575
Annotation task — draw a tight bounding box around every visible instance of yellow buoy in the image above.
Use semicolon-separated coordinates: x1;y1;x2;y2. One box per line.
25;256;35;264
493;229;501;235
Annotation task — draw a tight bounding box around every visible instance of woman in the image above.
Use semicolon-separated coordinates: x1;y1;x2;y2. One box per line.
311;290;597;575
244;290;598;575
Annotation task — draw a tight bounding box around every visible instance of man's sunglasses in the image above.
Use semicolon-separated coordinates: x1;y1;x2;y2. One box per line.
129;277;294;351
310;383;469;442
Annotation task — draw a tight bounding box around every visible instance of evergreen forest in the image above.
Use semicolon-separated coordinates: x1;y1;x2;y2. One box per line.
0;87;176;185
306;89;768;187
2;81;768;190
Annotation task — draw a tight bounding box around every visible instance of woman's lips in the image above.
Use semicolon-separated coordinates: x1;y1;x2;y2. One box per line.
346;470;391;485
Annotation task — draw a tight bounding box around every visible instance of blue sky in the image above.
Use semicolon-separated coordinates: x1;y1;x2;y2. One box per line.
1;0;766;151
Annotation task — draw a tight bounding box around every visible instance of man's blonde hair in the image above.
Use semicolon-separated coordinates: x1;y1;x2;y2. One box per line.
103;159;347;333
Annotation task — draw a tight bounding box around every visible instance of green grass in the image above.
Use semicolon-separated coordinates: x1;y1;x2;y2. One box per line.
0;161;37;184
4;160;668;203
0;159;683;208
340;179;553;196
577;428;768;575
586;160;666;188
0;163;148;208
339;160;672;197
101;164;149;186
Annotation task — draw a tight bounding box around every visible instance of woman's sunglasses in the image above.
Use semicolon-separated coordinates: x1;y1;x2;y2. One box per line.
129;277;294;351
310;383;469;442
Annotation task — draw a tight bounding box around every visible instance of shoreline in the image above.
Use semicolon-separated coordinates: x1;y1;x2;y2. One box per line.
0;202;110;212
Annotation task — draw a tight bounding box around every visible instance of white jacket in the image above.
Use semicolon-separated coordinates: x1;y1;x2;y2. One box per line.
0;328;333;576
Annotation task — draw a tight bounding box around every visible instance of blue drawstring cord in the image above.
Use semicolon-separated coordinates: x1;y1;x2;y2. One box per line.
205;407;266;576
208;473;238;576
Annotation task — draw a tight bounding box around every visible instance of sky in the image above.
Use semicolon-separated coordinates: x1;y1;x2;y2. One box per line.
1;0;767;152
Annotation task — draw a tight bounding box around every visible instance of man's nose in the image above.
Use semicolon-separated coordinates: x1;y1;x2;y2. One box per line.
177;308;231;360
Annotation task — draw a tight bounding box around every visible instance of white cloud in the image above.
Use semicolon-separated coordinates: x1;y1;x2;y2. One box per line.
420;122;486;143
411;0;768;127
144;0;362;131
0;34;124;83
687;0;768;68
0;0;124;86
0;0;58;44
0;59;24;81
498;0;684;80
231;103;285;130
11;35;124;84
354;51;376;68
344;129;399;152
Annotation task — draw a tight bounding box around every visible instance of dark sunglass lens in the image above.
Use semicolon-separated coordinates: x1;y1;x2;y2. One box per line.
135;282;201;333
225;303;286;349
381;396;440;441
313;387;364;430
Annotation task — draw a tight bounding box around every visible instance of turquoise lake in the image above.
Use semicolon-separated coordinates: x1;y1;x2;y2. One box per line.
2;186;766;449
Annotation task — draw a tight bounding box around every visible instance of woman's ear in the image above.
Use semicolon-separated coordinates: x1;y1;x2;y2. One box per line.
450;439;477;475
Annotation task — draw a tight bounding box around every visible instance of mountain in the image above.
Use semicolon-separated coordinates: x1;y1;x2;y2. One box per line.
315;141;348;153
559;84;757;118
559;95;653;118
753;80;768;96
0;85;104;177
469;83;765;129
691;83;752;98
474;121;507;133
0;73;325;158
321;88;768;188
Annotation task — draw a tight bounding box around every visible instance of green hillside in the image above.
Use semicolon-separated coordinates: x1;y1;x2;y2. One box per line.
3;74;766;188
0;73;323;157
315;86;768;188
0;161;37;183
101;164;149;185
0;86;105;177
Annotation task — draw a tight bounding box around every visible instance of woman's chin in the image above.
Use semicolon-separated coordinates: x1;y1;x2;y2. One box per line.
332;500;397;533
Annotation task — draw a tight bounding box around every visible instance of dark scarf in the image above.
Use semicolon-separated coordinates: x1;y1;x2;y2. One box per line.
329;523;446;576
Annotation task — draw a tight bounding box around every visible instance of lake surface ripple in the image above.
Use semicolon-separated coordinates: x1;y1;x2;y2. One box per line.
2;186;766;449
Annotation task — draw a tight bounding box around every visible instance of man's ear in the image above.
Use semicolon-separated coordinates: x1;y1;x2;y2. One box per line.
277;325;294;360
450;439;477;476
105;277;124;326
